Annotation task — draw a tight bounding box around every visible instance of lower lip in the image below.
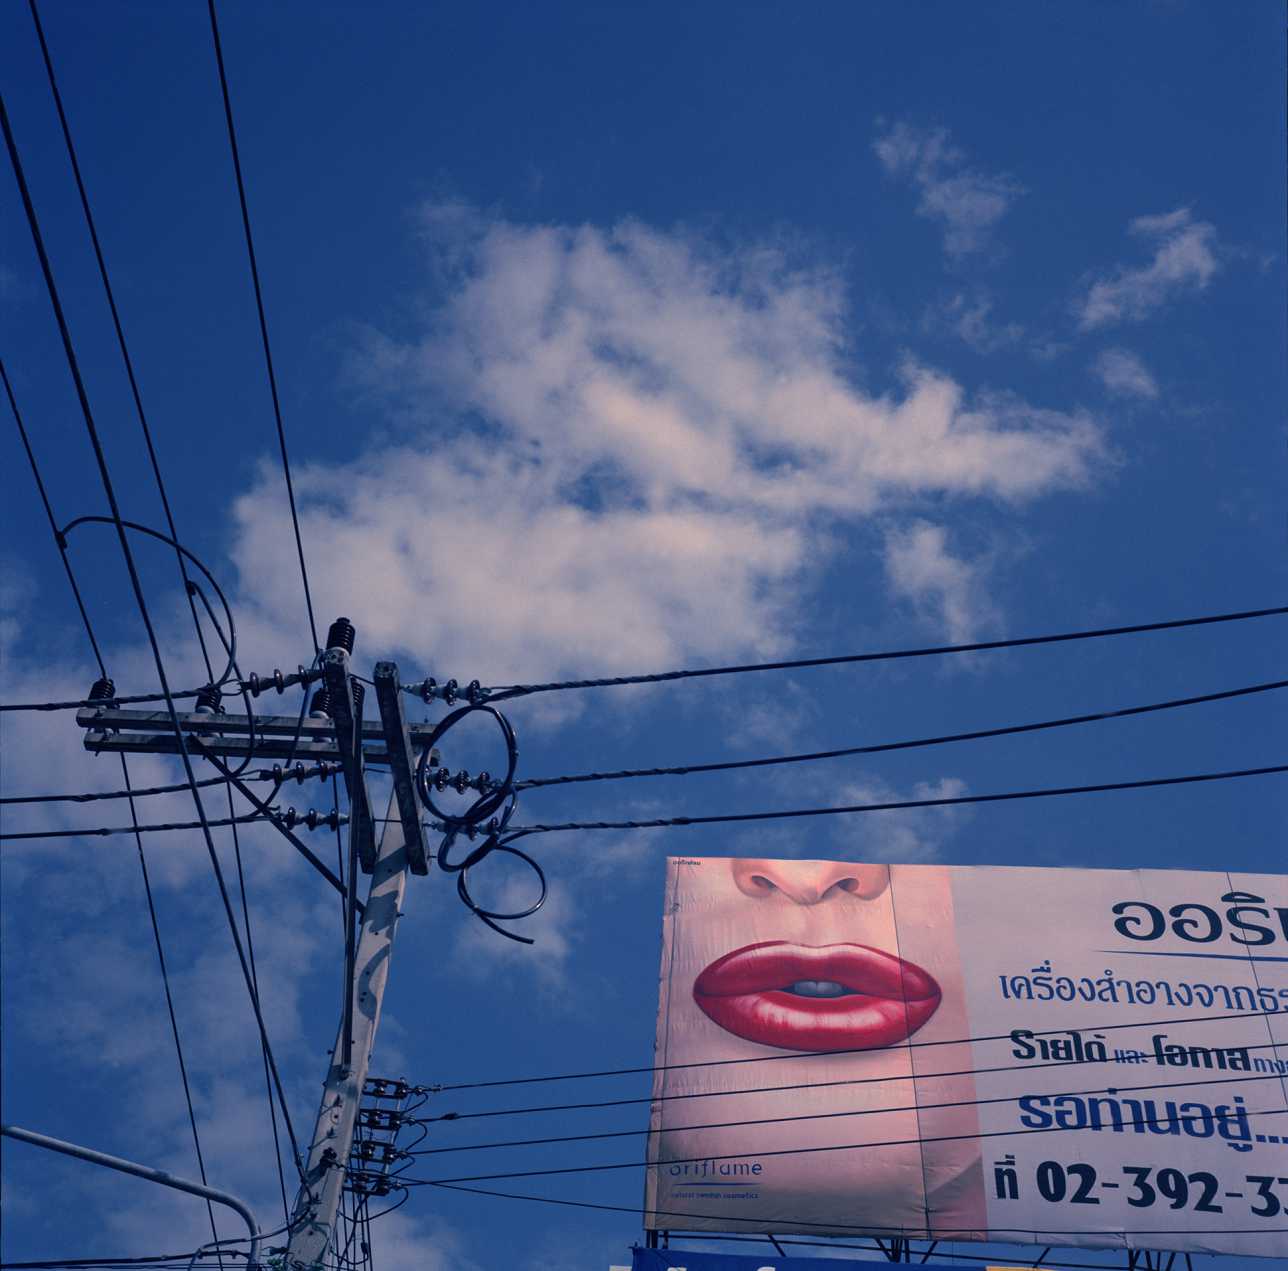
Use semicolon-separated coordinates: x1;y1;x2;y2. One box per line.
693;941;941;1053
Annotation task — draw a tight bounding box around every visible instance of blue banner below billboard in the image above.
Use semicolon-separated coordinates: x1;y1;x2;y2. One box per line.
628;1249;966;1271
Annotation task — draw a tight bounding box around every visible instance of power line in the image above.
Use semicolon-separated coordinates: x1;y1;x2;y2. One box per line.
206;0;319;655
2;359;106;678
516;677;1288;790
5;308;225;1255
1;814;274;842
27;0;219;689
0;764;334;806
2;687;209;713
478;604;1288;701
2;85;306;1181
435;1014;1288;1092
120;756;225;1254
425;1176;1288;1241
503;762;1288;840
409;1101;1288;1187
416;1067;1284;1158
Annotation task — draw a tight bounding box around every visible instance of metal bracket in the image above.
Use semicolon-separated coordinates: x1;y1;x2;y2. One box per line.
323;648;375;873
373;661;429;875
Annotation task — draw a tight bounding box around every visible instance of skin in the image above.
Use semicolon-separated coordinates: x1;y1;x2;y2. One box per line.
646;856;986;1239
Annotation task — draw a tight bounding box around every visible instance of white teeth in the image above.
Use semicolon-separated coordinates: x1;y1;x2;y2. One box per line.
786;979;852;998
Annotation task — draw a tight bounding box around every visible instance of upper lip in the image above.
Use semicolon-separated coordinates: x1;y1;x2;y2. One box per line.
693;941;941;1053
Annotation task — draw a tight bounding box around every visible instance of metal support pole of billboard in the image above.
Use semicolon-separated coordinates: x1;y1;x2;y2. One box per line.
1;1124;262;1267
285;790;409;1267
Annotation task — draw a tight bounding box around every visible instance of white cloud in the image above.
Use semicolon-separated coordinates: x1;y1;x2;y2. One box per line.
874;123;1024;257
934;292;1025;353
1093;348;1159;400
227;208;1102;693
831;775;972;863
882;520;997;644
1077;207;1220;330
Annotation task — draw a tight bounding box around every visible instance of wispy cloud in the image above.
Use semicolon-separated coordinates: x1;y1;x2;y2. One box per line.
930;291;1025;353
874;122;1024;258
882;520;998;644
831;775;972;863
1077;207;1220;330
226;207;1104;693
1093;348;1159;400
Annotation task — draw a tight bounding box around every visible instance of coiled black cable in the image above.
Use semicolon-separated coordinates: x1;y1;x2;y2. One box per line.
413;702;546;943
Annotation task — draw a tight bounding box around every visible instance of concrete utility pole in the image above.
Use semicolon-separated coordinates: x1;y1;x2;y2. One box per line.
75;626;438;1262
284;790;409;1265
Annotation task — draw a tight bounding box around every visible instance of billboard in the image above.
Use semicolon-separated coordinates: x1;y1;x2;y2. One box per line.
645;859;1288;1257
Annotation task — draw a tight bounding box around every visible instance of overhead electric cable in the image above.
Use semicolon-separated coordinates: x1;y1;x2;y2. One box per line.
2;687;210;713
424;1177;1288;1241
2;813;279;841
2;359;105;677
427;1029;1288;1130
516;677;1288;790
206;0;319;654
120;757;225;1254
503;762;1288;840
480;604;1288;700
411;1102;1288;1187
432;1006;1285;1092
415;1067;1282;1157
4;344;222;1249
28;0;219;688
2;87;305;1180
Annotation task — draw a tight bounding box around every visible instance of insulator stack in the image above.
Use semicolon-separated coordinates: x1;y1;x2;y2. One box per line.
194;684;224;715
88;677;116;705
325;616;356;654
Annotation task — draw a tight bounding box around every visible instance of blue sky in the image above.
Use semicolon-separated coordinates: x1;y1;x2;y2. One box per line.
1;1;1284;1267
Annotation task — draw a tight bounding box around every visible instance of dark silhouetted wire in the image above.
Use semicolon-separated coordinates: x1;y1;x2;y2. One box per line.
504;762;1288;839
3;319;221;1246
207;0;319;654
482;604;1288;701
424;1177;1288;1240
2;814;271;841
2;87;306;1179
2;775;235;806
2;687;209;713
119;756;224;1252
410;1102;1288;1187
415;1067;1280;1157
2;359;105;678
517;678;1288;790
28;0;218;689
435;1009;1288;1097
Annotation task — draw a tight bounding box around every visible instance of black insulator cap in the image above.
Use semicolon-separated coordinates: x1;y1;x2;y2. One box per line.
194;684;224;714
351;680;365;719
325;616;356;654
309;687;333;719
88;676;116;704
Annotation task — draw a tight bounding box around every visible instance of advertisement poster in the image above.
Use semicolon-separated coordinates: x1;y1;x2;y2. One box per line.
644;859;1288;1257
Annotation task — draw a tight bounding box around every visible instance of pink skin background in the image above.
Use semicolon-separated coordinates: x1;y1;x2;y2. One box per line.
646;857;986;1238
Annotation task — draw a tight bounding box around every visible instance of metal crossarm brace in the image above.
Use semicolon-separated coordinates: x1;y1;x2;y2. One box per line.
76;704;442;765
373;660;429;875
323;647;375;873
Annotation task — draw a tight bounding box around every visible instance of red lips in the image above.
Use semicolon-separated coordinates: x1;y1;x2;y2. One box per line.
693;941;941;1052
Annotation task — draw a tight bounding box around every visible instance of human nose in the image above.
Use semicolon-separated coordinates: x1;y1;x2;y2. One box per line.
731;858;888;905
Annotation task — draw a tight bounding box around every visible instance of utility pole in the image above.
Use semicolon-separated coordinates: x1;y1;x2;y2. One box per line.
284;788;409;1263
77;622;439;1263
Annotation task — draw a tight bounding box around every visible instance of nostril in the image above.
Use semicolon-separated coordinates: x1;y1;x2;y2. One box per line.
750;875;778;893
